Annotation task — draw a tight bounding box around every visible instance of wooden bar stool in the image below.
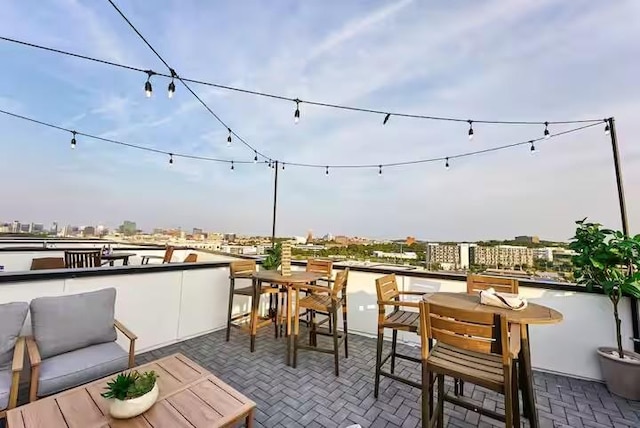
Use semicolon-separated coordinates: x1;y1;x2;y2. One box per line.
293;269;349;376
418;300;521;428
226;260;279;352
456;274;520;396
374;273;425;397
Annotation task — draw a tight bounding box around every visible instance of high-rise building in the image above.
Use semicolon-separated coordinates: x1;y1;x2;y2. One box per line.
32;223;44;233
119;221;137;236
470;245;534;267
83;226;96;237
425;243;470;270
50;222;59;235
20;223;30;233
11;221;20;233
306;230;314;243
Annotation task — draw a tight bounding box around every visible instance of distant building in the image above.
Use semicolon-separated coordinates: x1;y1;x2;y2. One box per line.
426;243;470;270
119;221;137;236
334;236;349;245
0;223;9;233
223;233;236;242
293;236;307;244
470;245;534;268
193;228;203;235
515;235;540;244
406;236;416;246
20;223;30;233
11;221;20;233
306;230;314;243
50;222;58;235
83;226;96;237
373;251;418;260
533;248;554;262
32;223;44;233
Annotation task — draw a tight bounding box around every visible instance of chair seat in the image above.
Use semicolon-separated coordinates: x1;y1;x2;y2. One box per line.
383;310;420;332
427;343;505;391
0;369;10;411
299;294;336;312
38;342;128;397
234;286;279;296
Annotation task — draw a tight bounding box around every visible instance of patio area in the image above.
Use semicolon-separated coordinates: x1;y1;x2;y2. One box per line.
131;328;640;428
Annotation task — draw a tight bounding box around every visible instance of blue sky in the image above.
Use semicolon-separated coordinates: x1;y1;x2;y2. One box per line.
1;0;639;241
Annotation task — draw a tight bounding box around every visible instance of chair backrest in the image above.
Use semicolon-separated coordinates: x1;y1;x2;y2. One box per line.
30;257;65;270
183;253;198;263
306;259;333;278
418;301;509;364
375;273;400;303
230;260;256;278
331;269;349;299
64;250;101;269
30;288;117;360
0;302;29;370
163;246;175;263
467;274;518;295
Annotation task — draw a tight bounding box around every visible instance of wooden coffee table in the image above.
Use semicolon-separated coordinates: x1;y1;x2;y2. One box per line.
7;353;255;428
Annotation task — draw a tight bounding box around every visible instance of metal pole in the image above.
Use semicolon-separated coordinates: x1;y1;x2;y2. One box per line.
271;160;279;246
608;117;639;352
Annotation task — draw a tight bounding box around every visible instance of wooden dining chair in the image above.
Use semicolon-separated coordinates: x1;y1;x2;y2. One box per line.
467;274;519;294
301;259;334;337
293;269;349;376
183;253;198;262
226;260;280;352
419;300;521;428
63;250;102;269
141;246;175;265
30;257;65;270
374;273;425;397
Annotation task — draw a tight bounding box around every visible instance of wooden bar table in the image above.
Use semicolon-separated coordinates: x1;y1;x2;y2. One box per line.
7;353;255;428
422;292;563;428
252;270;324;365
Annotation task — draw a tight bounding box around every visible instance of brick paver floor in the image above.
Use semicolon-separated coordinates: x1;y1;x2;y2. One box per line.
134;328;640;428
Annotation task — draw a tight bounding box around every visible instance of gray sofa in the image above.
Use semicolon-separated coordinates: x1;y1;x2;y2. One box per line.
0;302;28;417
27;288;137;401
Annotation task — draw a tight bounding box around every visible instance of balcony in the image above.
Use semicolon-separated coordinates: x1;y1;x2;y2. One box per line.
1;245;639;427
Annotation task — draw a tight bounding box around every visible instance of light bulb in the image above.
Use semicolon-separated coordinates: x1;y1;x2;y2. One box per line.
144;80;152;98
169;153;173;165
378;165;382;176
530;141;536;154
325;166;329;175
604;121;610;135
445;157;450;170
168;80;175;99
254;152;258;163
294;99;300;124
383;113;390;125
70;132;76;149
231;161;234;171
544;122;550;139
282;163;285;170
468;120;474;140
227;129;232;147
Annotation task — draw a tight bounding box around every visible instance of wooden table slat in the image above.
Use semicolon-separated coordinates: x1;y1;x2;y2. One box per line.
138;401;194;428
56;389;104;428
167;389;223;426
190;378;243;415
21;398;68;428
157;357;202;384
109;416;153;428
6;410;25;428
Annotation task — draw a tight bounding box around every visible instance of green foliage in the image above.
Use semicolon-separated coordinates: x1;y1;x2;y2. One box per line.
262;242;282;270
570;219;640;357
101;371;157;400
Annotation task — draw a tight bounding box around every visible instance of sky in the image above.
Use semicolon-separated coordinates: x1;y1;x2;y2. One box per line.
1;0;639;241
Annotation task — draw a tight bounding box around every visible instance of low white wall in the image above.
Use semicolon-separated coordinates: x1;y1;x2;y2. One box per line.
0;263;630;381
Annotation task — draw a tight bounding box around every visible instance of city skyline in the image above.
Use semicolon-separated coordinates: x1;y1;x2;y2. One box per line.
1;1;639;240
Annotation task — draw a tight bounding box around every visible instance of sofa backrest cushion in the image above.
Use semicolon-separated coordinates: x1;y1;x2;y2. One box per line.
30;288;117;359
0;302;29;370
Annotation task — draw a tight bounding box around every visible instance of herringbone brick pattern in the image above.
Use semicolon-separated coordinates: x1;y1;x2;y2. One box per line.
134;328;640;428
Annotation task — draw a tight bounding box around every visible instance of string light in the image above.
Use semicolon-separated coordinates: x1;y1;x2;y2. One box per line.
530;141;536;154
282;163;285;170
227;128;232;147
144;70;153;98
70;131;76;149
468;120;474;140
231;161;234;170
169;153;173;165
294;99;300;124
604;120;610;135
254;152;258;163
383;113;391;125
378;165;382;176
544;121;550;139
445;157;450;170
326;166;329;175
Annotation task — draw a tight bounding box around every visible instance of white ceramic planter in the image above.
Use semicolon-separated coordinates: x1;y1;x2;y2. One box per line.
109;382;159;419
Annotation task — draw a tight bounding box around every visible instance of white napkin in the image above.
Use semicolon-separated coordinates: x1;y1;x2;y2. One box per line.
479;288;528;311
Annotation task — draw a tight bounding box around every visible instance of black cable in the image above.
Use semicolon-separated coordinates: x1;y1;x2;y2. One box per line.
0;35;605;126
0;108;602;170
103;1;272;162
0;108;251;164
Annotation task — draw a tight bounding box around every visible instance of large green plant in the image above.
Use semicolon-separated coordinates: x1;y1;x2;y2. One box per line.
262;242;282;270
101;371;157;400
570;219;640;358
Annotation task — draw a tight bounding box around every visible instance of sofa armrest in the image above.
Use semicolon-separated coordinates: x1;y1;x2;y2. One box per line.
12;337;25;373
115;319;137;368
25;336;41;367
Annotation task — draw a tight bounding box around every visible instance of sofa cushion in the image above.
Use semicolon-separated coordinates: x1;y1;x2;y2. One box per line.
0;302;29;371
31;288;117;359
38;342;128;397
0;369;11;410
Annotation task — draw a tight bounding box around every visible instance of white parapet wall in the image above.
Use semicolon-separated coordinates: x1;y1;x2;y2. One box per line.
0;261;630;381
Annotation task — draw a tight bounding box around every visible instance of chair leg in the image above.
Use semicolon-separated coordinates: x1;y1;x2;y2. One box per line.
512;362;521;427
342;301;349;358
249;281;259;353
421;363;431;428
504;366;514;428
226;279;235;342
293;304;300;369
374;330;384;398
273;293;279;339
332;307;340;376
437;374;444;428
310;310;317;347
391;329;398;374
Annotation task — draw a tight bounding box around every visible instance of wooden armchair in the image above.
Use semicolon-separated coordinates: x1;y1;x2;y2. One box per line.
467;274;518;294
374;273;425;397
64;250;102;268
26;289;136;402
141;246;175;265
0;301;29;418
0;337;25;418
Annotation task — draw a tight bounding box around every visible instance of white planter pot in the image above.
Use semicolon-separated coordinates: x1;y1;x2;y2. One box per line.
109;382;159;419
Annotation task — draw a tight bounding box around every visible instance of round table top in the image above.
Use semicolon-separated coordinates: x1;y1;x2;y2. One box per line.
423;292;563;325
101;252;136;259
252;270;324;284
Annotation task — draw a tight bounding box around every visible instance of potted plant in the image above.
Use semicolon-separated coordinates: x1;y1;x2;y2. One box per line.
101;370;159;419
262;242;282;271
570;219;640;399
